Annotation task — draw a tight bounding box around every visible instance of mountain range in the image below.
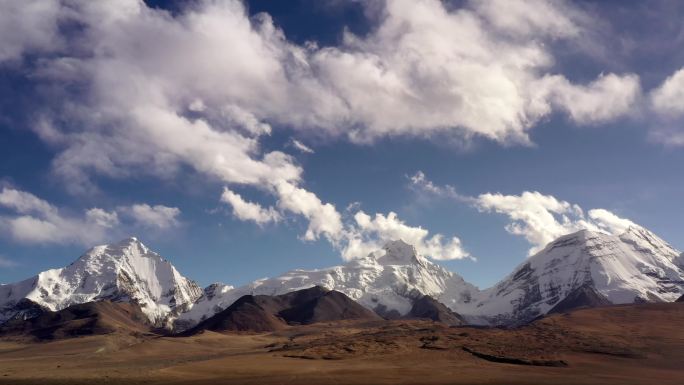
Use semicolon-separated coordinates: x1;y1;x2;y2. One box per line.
1;224;683;331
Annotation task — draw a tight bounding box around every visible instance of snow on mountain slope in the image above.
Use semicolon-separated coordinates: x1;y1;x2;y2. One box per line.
174;240;478;329
0;238;202;326
459;228;684;325
3;225;683;331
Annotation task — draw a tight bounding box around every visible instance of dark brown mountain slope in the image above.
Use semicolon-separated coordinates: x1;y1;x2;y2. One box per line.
185;295;287;333
0;300;152;341
278;289;381;324
187;286;380;334
404;295;465;326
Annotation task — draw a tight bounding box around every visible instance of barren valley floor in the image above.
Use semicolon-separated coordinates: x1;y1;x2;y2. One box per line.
0;303;682;385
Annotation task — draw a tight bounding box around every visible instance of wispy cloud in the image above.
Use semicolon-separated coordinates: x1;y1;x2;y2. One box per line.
0;187;181;245
290;139;314;154
0;255;18;268
407;171;474;204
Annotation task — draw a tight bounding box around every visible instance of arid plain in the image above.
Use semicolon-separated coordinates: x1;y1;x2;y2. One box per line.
0;302;682;385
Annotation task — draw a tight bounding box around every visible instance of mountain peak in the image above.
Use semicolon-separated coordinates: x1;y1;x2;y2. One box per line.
538;229;614;256
108;236;149;254
4;224;683;333
174;238;473;330
74;237;156;269
0;238;202;327
618;226;680;261
467;224;684;325
118;236;140;245
555;228;606;241
378;239;422;265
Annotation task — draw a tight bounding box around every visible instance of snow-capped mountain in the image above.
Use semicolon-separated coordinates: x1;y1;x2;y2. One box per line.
176;227;684;329
2;225;683;331
0;237;202;327
173;240;478;330
175;228;684;329
460;227;684;325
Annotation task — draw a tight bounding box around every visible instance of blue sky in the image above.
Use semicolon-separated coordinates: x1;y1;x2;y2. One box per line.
1;0;683;289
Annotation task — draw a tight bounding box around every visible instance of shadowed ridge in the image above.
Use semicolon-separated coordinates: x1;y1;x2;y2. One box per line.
275;285;330;304
405;295;465;326
0;300;153;341
185;286;380;334
278;289;381;325
676;294;684;303
548;284;612;314
184;294;286;334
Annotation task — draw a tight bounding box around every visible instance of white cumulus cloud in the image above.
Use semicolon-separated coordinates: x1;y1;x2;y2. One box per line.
220;188;281;225
649;67;684;146
0;0;647;262
651;68;684;117
274;181;345;242
0;0;63;62
0;187;181;245
475;191;595;254
0;187;57;217
0;187;108;245
123;204;181;229
85;208;120;228
588;208;637;235
539;73;641;124
343;211;470;261
7;0;642;195
473;0;584;38
475;191;642;255
223;178;471;261
411;172;642;255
